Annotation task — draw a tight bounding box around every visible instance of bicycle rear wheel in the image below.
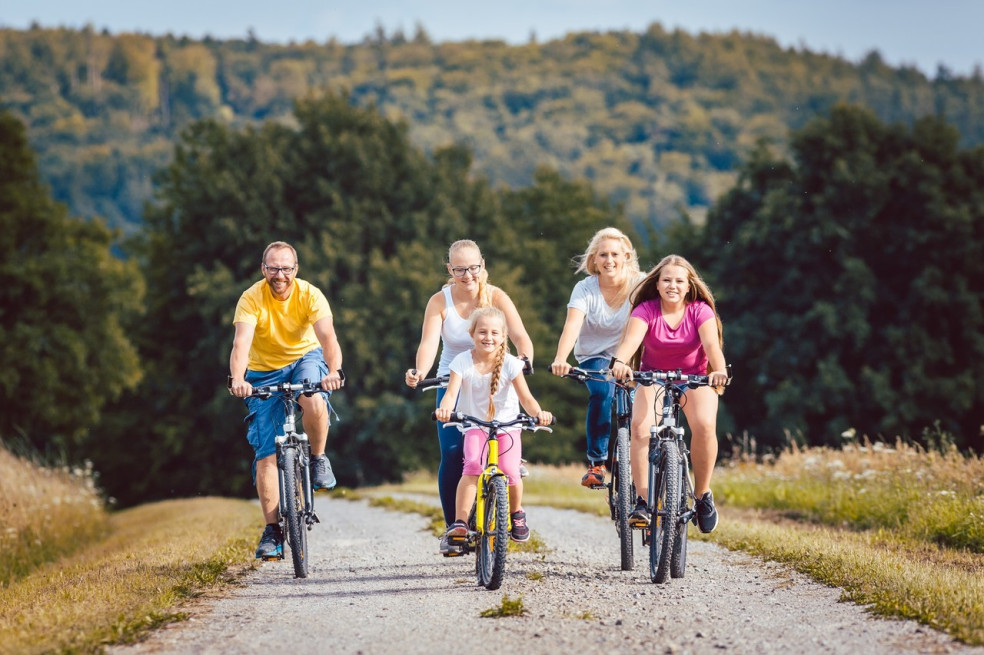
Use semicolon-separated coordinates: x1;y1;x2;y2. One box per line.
281;446;308;578
649;441;680;584
614;426;634;571
671;457;689;578
477;475;509;590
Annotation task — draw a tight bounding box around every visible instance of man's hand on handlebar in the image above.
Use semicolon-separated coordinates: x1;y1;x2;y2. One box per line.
321;370;345;391
229;377;253;398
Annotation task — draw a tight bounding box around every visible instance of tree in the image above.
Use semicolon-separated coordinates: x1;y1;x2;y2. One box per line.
0;107;142;455
696;105;984;449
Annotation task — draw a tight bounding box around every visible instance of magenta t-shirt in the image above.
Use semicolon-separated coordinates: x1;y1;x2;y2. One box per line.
631;299;715;374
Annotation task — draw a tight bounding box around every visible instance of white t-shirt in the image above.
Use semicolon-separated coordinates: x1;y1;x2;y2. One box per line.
567;275;640;362
448;351;525;422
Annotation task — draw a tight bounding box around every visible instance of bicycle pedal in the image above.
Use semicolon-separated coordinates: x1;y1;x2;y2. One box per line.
261;556;281;562
589;483;607;490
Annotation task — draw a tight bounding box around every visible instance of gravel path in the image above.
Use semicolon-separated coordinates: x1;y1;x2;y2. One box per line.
111;495;982;655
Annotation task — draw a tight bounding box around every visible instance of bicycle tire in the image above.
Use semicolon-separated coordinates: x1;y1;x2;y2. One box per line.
477;475;509;590
282;446;308;578
671;458;689;578
615;426;634;571
649;441;680;584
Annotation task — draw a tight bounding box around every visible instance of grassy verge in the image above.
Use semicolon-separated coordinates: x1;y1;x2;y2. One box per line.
705;508;984;644
0;443;108;586
0;497;259;654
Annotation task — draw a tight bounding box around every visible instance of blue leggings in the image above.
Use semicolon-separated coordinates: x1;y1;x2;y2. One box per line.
582;356;615;464
435;387;464;526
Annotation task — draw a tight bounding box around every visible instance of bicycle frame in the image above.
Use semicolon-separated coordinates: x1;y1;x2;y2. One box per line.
563;367;636;569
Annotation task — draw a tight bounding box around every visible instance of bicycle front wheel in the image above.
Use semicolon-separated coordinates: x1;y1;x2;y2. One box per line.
282;446;308;578
477;475;509;590
649;441;680;584
615;426;634;571
671;456;690;579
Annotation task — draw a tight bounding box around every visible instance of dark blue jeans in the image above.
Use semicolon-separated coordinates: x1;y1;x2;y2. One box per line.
582;356;614;464
435;386;463;526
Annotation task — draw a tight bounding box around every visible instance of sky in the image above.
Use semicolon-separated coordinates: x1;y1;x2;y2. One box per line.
2;0;983;78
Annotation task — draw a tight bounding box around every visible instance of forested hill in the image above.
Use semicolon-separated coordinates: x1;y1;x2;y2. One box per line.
3;22;984;233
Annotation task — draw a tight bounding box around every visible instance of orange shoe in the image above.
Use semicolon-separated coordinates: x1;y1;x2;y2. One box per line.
581;464;606;488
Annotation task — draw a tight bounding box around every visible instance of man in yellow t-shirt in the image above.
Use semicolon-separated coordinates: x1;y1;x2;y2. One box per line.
229;241;344;559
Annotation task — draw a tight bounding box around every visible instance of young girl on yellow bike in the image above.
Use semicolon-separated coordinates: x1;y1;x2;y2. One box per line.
435;307;552;547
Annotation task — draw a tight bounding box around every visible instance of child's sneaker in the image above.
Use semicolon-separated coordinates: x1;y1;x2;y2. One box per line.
510;511;530;542
445;520;468;538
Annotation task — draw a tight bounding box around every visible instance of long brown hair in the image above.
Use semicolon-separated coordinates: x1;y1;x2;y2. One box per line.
628;254;724;373
468;307;509;420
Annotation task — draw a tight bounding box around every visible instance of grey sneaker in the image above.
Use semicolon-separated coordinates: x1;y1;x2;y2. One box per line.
255;524;283;559
510;511;530;542
310;454;336;490
695;491;719;533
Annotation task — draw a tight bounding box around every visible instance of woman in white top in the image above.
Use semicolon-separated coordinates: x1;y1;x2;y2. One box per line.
550;227;643;488
405;240;535;554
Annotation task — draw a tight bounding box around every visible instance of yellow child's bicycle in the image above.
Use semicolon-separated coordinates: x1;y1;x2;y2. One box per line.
429;409;554;589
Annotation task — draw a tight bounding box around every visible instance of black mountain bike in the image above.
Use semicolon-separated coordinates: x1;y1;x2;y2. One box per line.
631;367;732;584
562;367;636;570
242;379;337;578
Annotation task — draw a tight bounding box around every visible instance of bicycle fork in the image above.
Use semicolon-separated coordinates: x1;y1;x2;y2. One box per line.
276;432;319;529
472;436;511;542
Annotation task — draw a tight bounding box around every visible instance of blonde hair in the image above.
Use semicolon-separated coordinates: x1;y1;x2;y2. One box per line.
468;307;509;420
630;254;724;375
445;239;493;308
573;227;641;307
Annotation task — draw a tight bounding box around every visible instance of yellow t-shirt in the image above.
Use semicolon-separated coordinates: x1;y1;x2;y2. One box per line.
233;278;332;371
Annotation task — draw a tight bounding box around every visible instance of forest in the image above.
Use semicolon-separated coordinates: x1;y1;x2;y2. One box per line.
2;24;982;507
3;22;984;233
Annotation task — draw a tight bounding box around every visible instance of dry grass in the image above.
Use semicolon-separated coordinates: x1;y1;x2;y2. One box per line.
0;443;108;586
0;497;259;654
716;437;984;552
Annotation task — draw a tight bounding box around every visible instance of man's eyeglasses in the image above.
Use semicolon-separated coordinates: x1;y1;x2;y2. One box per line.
264;264;296;276
450;264;482;277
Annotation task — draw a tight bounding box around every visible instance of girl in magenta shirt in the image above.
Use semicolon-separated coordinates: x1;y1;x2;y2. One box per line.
611;254;729;533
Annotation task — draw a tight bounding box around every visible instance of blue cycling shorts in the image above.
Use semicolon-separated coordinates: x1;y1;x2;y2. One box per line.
242;348;331;479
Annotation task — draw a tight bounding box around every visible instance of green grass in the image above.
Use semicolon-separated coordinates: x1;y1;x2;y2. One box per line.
479;594;527;618
715;437;984;552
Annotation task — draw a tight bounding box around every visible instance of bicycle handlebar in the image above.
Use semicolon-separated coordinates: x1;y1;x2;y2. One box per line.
413;358;532;392
246;380;326;399
430;411;556;429
562;366;626;384
627;365;733;388
417;374;449;391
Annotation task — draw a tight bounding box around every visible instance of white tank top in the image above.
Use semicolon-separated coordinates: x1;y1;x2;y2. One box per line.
436;286;475;376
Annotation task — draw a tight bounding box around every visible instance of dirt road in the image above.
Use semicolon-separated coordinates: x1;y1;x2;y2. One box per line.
111;496;982;655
